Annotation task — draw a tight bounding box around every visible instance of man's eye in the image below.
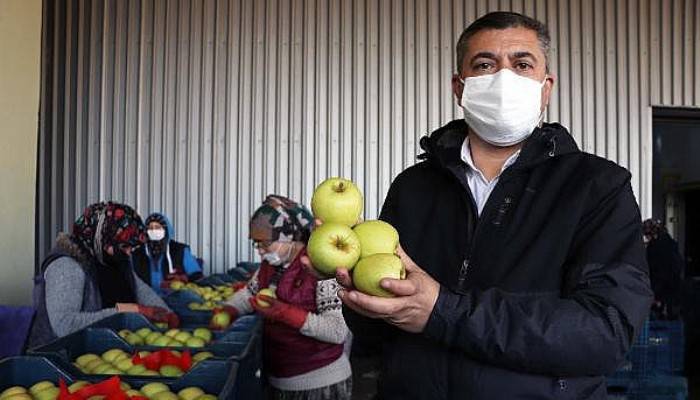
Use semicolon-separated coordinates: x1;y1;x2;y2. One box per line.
515;62;532;70
475;63;492;71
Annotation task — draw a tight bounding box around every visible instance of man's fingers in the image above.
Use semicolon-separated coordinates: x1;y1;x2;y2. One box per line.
338;289;384;319
340;289;405;316
336;268;354;288
380;278;417;296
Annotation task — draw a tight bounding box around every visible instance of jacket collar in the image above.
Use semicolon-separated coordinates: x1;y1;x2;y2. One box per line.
418;119;580;171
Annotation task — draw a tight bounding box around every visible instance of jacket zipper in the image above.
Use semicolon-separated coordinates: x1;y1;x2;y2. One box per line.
454;168;515;289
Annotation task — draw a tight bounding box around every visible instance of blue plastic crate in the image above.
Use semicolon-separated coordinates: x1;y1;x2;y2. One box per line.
0;356;75;389
87;313;256;345
647;320;684;375
607;375;688;400
28;328;250;379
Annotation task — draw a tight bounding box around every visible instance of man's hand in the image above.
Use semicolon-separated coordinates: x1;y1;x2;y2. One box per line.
337;244;440;333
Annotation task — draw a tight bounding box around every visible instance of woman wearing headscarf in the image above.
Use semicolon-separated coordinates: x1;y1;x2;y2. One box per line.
132;212;203;291
221;195;352;400
28;202;179;348
643;219;684;319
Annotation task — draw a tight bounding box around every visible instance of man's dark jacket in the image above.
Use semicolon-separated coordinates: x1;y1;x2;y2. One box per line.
344;120;652;399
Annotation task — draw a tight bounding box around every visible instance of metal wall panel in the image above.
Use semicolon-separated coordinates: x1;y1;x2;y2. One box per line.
37;0;700;272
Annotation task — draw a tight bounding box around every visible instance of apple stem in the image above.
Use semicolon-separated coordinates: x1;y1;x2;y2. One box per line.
334;182;346;193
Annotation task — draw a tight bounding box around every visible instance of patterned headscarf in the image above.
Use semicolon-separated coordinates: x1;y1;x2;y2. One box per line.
72;202;147;264
249;195;314;243
643;219;667;240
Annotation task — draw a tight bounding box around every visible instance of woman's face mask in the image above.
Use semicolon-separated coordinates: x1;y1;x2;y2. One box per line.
147;229;166;241
262;242;294;266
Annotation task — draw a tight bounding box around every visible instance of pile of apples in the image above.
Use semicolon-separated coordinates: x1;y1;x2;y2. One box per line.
117;327;213;348
308;178;405;297
0;381;59;400
72;349;213;377
0;381;216;400
169;283;234;311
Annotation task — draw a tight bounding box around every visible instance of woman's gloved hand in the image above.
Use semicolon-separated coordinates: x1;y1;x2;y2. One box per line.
249;295;308;330
137;305;180;328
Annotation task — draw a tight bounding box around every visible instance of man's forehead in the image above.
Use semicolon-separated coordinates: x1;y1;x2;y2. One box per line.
465;27;542;56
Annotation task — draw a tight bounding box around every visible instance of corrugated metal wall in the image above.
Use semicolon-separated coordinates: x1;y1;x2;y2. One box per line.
37;0;700;272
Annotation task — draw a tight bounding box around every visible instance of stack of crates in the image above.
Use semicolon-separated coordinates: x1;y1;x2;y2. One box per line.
607;319;688;400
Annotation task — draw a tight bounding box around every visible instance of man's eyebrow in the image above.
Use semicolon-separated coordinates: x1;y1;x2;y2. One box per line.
470;51;498;63
511;51;537;60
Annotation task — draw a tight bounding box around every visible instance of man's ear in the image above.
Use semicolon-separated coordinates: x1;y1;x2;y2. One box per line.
452;74;464;106
542;73;556;109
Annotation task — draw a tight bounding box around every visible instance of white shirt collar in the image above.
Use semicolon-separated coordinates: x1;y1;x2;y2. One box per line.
460;135;521;183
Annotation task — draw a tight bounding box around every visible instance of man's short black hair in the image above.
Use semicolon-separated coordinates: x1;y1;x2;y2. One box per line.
456;11;551;73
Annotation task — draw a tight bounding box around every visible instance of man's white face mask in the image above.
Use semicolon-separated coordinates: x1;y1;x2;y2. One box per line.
460;68;547;146
147;229;166;241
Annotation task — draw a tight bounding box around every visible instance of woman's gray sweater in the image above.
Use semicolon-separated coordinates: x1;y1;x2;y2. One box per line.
44;257;169;337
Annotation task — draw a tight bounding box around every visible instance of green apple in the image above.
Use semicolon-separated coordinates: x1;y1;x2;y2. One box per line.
117;329;131;338
256;288;277;307
307;222;362;275
2;395;32;400
135;327;152;338
33;387;59;400
141;370;159;376
75;353;100;367
353;220;399;258
194;395;217;400
192;327;212;342
192;351;214;362
101;349;126;363
67;381;89;393
177;387;204;400
174;331;192;342
185;337;206;348
210;311;231;329
152;392;178;400
188;302;203;311
29;382;54;395
167;339;184;347
140;383;169;397
311;177;363;226
159;365;184;377
115;358;134;371
0;387;27;399
137;351;151;357
112;353;129;363
170;280;185;290
92;364;113;374
85;358;105;372
103;367;123;374
352;253;405;297
145;332;162;344
164;329;180;338
153;336;172;346
119;383;131;391
125;390;142;397
125;333;144;345
126;364;148;375
154;322;168;329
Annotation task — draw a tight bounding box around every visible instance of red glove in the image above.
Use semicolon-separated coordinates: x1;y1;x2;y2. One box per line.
132;349;192;372
208;305;238;330
137;305;180;328
249;295;308;330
